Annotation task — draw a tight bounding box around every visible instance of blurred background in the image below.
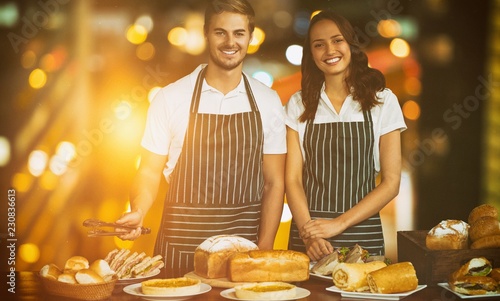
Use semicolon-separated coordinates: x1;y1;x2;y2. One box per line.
0;0;499;273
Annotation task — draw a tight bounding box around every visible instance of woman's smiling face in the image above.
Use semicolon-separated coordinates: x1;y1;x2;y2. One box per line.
309;19;352;78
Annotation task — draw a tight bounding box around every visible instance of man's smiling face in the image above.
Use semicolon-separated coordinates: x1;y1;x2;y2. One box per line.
205;11;252;71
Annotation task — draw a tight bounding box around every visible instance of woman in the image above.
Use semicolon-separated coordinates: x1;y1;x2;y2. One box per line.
285;10;407;261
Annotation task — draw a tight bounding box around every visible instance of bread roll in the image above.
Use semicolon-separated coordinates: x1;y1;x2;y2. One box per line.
367;262;418;294
90;259;115;281
64;256;89;272
141;277;201;295
468;204;498;225
228;250;310;282
234;282;296;300
425;220;469;250
489;268;500;281
470;234;500;249
194;235;258;279
58;272;77;284
75;269;105;284
40;264;62;281
469;216;500;242
332;261;386;292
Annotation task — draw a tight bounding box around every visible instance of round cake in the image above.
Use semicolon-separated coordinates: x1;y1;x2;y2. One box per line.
234;282;296;300
141;277;201;295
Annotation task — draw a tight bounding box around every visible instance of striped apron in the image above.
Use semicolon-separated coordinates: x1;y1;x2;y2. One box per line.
154;67;264;277
289;110;385;256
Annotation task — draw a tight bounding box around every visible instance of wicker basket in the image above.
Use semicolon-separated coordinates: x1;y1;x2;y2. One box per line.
38;274;117;300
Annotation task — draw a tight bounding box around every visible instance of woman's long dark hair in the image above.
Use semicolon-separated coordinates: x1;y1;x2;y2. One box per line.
300;10;386;122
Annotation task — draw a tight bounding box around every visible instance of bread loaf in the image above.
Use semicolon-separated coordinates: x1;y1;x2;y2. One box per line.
468;204;498;225
425;220;469;250
470;234;500;249
367;262;418;294
193;235;258;279
469;216;500;242
228;250;310;282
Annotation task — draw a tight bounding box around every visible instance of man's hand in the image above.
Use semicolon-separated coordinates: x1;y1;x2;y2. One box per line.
115;210;144;240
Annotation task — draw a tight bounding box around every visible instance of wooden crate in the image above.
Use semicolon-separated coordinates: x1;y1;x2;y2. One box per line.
397;230;500;286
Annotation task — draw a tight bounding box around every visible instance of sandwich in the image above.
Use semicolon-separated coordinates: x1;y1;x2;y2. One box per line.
311;244;373;276
451;257;493;280
141;277;201;295
104;248;164;279
449;276;498;295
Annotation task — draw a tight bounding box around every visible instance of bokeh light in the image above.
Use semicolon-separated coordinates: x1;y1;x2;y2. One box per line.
286;44;303;66
126;24;148;45
29;68;47;89
390;38;411;58
402;100;421;121
273;10;292;29
135;14;154;32
12;172;32;193
378;19;402;38
252;71;273;87
168;27;188;46
21;50;37;69
28;150;49;177
136;42;155;61
0;136;10;167
19;243;40;264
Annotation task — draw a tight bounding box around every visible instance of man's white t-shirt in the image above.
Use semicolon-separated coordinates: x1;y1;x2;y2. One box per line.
141;65;287;182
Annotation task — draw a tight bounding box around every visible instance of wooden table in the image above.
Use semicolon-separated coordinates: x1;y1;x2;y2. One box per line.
12;271;500;300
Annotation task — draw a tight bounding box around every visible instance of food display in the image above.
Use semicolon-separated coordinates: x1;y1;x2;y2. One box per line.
194;235;258;279
141;277;201;295
331;260;387;292
233;282;296;300
448;257;499;295
425;219;470;250
104;248;164;279
366;262;418;294
227;249;310;282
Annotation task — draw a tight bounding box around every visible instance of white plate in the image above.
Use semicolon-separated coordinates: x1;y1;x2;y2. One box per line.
326;285;427;300
220;287;311;300
438;283;500;299
117;269;161;285
123;283;212;301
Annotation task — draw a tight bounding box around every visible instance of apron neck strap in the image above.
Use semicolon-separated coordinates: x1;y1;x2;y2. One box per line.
190;66;259;113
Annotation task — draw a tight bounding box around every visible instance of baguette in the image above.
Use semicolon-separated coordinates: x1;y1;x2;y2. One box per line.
332;261;387;292
367;262;418;294
228;250;309;282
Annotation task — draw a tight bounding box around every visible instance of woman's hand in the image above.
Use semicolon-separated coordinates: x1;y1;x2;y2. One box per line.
114;209;144;241
304;237;334;261
300;218;344;240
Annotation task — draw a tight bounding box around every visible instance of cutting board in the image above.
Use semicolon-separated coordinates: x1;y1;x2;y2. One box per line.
184;272;248;288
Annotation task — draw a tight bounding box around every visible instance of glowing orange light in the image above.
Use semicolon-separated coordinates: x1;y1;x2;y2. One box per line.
402;100;421;121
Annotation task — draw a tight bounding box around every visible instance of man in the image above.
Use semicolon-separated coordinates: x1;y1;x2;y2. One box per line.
115;0;286;277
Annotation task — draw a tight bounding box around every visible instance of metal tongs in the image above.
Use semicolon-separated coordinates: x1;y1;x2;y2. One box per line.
83;218;151;237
